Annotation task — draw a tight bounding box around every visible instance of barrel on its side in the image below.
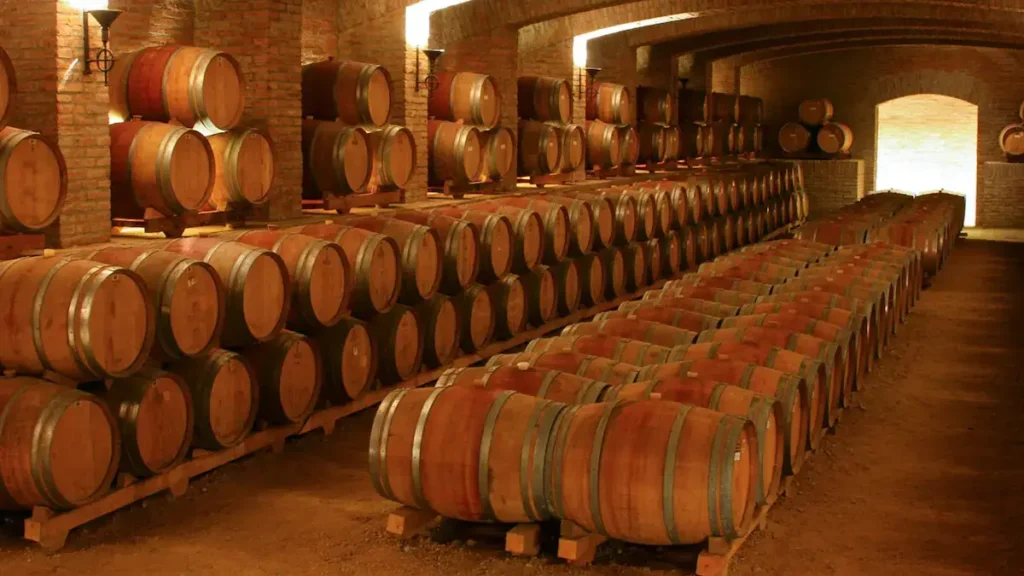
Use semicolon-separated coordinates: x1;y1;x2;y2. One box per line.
415;294;460;368
518;120;561;176
370;304;423;384
316;317;377;403
0;128;67;232
816;122;853;154
429;71;501;128
207;127;275;209
798;98;834;127
367;125;417;190
240;331;322;425
105;369;193;478
586;121;622;169
168;349;259;451
302;119;371;196
429;120;484;184
301;59;392;126
519;76;572;124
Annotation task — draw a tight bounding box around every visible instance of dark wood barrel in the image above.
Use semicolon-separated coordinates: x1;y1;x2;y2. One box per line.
586;82;633;124
601;188;655;241
638;123;667;163
999;124;1024;156
316;316;377;402
486;351;641;386
475;197;570;264
112;45;245;132
0;47;14;130
562;318;696;348
367;125;417;190
735;95;763;124
621;242;648;292
414;294;460;368
619;296;739;318
488;274;528;338
430;71;501;128
550;258;581;316
0;128;67;232
207;127;275;209
240;330;321;425
518;120;561;176
222;230;351;331
537;194;597;256
302;120;371;196
526;334;676;366
519;76;572;123
481;126;516;181
390;210;479;295
301;59;392;126
705;121;736;157
577;252;606;307
798;98;834;126
663;125;681;160
453;283;495;353
598;246;627;300
638;86;672;124
429;120;484;184
552;189;634;247
706;92;736;122
0;257;154;381
658;231;683;278
816;122;853;154
0;378;119;510
168;349;259;450
110;121;214;217
164;238;289;346
618;124;640;166
368;386;564;522
334;215;443;304
642;237;663;284
369;304;423;384
430;207;514;282
586;121;622;169
679;89;709;123
596;306;722;332
436;365;608;404
520;265;557;326
681;122;707;158
678;225;698;269
72;246;223;361
105;369;192;478
550;123;586;172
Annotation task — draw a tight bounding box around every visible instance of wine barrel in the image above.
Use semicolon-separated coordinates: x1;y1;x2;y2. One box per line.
555;189;635;247
602;188;655;241
453;284;494;353
430;71;501;128
0;128;67;232
429;120;483;184
577;252;606;307
778;122;811;153
334;215;443;304
562;318;696;348
301;59;391;126
618;296;739;318
527;334;677;366
367;125;417;189
105;369;192;478
240;331;321;425
389;210;479;294
798;98;834;127
624;184;672;237
753;124;765;153
369;304;423;384
316;316;377;402
474;197;570;265
437;365;608;404
207;127;275;209
706;121;735;157
817;122;853;154
551;123;586;172
596;306;721;332
302;120;371;196
587;82;633;124
586;121;622;169
681;122;707;158
550;258;581;316
72;247;223;361
0;47;14;130
679;89;709;123
618;125;640;166
110;121;214;217
678;225;698;268
551;400;758;544
414;294;460;368
518;120;561;175
520;265;557;326
112;45;244;132
489;274;528;338
430;207;514;282
706;92;736;122
604;377;783;505
537;194;597;256
168;349;258;450
999;124;1024;156
666;274;774;296
735;96;763;125
481;126;516;181
518;76;572;124
638;123;667;163
638;86;672;124
487;351;642;386
663;125;681;161
164;238;289;346
288;223;401;317
598;246;627;300
642;237;663;284
222;230;350;331
657;232;683;277
369;386;564;522
0;257;153;381
0;378;119;510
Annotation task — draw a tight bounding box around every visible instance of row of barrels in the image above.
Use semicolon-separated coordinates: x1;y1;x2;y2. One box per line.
427;70;510;185
522;76;676;127
680;89;764;126
999;100;1024;157
779;121;854;155
679;122;765;159
368;231;937;549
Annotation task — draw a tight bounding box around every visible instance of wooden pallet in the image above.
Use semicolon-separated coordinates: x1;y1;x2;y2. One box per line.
302;190;404;214
112;207;250;238
427;179;512;199
385;506;543;557
638;159;685;174
589;164;637;180
0;232;45;260
517;171;579;188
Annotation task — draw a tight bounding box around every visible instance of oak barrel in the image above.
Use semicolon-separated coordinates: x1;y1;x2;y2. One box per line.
596;306;721;332
0;47;14;130
0;128;67;232
681;122;707;158
481;126;516;181
240;331;321;425
390;210;479;294
486;351;641;386
436;365;608;404
618;124;640;166
598;246;627;300
468;204;545;273
519;76;572;123
430;71;501;128
586;82;633;124
550;258;581;316
301;59;392;126
518;120;561;176
430;207;513;282
367;125;417;190
474;197;570;264
207;127;275;209
621;243;647;292
316;317;377;402
798;98;834;127
369;304;423;384
638;123;667;163
168;349;259;450
638;86;672;124
415;294;460;368
488;274;528;339
302;120;371;196
551;123;586;172
735;96;764;125
999;124;1024;156
619;296;739;318
778;122;811;154
429;120;484;184
520;265;557;326
452;283;495;353
576;252;606;307
706;92;736;122
562;318;696;348
679;89;709;123
105;369;192;477
553;189;633;247
537;194;597;256
585;121;622;169
816;122;853;154
526;334;676;366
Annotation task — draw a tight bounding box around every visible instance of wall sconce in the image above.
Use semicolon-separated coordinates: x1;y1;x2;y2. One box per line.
82;8;122;85
573;67;601;100
676;77;688;91
415;48;445;95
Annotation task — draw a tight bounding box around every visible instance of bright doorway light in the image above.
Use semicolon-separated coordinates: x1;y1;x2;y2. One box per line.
406;0;472;48
875;94;978;225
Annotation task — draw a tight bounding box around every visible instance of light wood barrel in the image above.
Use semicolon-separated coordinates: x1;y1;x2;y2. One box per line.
625;184;672;236
999;124;1024;156
577;252;606;307
453;284;495;353
164;238;289;346
518;76;572;124
168;349;259;450
526;334;677;366
586;121;622;169
550;123;586;172
488;274;528;339
586;82;633;124
481;205;544;274
415;294;460;368
618;125;640;166
0;128;67;232
598;246;627;300
618;296;739;318
370;304;423;384
596;306;721;332
369;387;564;522
481;126;516;181
391;210;479;294
0;378;119;510
538;194;597;256
778;122;811;154
658;232;683;277
663;125;681;160
223;230;350;331
302;120;371;196
520;265;557;326
638;123;667;163
642;237;664;284
430;207;514;282
475;197;571;264
798;98;834;126
0;47;14;130
316;317;377;402
367;125;417;190
73;247;223;361
621;243;648;292
553;190;633;247
0;257;154;381
207;127;275;209
110;121;214;217
429;71;501;128
518;120;561;176
429;120;483;184
436;365;608;404
105;369;192;478
817;122;853;154
486;351;642;386
601;188;655;241
240;331;321;425
301;59;392;126
562;318;695;348
550;259;581;316
638;86;672;124
706;121;736;157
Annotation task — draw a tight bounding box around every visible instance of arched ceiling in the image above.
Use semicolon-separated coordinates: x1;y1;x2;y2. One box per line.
718;38;1024;69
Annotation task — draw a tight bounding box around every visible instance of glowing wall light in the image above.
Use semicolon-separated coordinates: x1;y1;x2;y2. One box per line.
406;0;472;48
572;13;698;68
67;0;109;9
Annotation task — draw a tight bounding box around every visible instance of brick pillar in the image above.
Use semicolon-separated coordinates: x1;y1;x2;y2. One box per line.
195;0;302;221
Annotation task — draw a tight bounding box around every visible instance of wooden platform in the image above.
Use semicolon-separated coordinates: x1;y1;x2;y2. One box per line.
301;190;404;214
0;232;45;260
112;207;251;238
638;159;686;174
589;164;637;179
516;171;579;188
385;506;543;557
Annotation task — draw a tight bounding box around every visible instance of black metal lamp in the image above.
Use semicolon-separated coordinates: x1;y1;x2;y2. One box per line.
415;48;445;95
83;8;122;85
574;66;601;100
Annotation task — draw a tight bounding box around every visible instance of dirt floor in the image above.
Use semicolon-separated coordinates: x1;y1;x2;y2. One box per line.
1;238;1022;575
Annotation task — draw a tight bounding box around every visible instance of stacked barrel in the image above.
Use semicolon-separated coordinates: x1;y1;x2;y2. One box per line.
108;45;274;219
678;89;764;160
427;71;514;186
636;86;682;166
517;76;584;178
0;46;69;237
997;101;1024;159
585;81;636;172
779;98;854;156
302;60;416;196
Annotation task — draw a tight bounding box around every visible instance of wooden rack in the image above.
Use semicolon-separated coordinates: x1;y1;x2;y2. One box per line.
429;179;510;199
112;208;250;238
589;164;637;180
301;190;405;214
638;159;686;174
516;171;579;189
0;232;45;260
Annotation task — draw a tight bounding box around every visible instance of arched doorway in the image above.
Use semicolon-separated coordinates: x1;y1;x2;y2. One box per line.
875;94;978;225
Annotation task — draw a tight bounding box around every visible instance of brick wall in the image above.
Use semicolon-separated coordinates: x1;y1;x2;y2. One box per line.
301;0;336;65
799;159;865;217
109;0;194;53
981;163;1024;228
